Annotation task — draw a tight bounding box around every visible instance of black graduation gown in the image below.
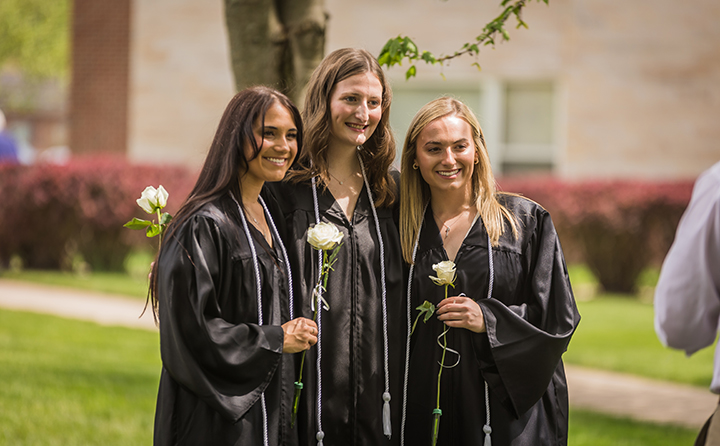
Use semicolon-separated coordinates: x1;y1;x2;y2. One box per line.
267;178;405;446
153;194;297;446
404;195;580;446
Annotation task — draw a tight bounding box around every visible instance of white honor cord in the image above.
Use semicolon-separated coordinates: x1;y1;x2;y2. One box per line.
259;198;294;320
310;152;392;442
357;155;393;439
231;191;271;446
400;211;495;446
310;177;325;445
399;202;424;446
482;230;494;446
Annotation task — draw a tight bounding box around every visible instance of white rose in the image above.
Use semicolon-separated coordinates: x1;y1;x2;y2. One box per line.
307;222;344;251
136;185;169;214
429;260;457;286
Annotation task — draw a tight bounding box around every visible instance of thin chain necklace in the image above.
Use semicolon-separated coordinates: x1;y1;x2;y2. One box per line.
433;209;471;239
328;169;359;186
244;203;267;239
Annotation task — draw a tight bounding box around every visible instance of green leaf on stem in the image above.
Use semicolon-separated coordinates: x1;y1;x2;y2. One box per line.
123;218;152;230
160;212;173;225
405;65;417;80
146;224;163;238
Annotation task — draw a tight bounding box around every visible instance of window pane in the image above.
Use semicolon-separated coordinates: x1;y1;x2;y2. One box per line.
504;82;553;145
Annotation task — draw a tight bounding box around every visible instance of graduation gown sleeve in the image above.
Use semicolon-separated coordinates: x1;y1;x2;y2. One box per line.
475;197;580;417
157;204;284;423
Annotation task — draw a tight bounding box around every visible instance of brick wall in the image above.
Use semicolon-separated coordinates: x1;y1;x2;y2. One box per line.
70;0;131;155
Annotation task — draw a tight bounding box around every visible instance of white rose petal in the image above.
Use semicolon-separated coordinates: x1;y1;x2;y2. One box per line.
307;222;344;251
137;186;158;214
429;260;457;286
156;185;169;208
136;185;169;214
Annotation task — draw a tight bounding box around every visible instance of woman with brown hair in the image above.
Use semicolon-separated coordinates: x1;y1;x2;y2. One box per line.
150;86;317;445
268;48;404;445
399;97;580;445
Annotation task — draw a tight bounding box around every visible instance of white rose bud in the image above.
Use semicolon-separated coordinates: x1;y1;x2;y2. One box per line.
429;260;457;286
136;185;169;214
307;222;344;251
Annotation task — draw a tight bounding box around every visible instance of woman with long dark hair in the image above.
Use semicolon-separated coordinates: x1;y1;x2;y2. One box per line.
268;48;404;445
399;97;580;445
150;86;318;445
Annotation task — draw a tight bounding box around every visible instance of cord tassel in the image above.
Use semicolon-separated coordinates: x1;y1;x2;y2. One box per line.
383;392;392;438
316;431;324;446
483;424;492;446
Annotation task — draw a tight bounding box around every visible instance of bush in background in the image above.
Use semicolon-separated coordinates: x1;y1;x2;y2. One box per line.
499;177;694;294
0;159;695;290
0;155;195;271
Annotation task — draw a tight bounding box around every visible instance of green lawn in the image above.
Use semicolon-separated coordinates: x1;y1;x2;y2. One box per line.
0;309;160;445
0;307;699;445
0;250;154;299
565;264;715;388
569;410;697;445
1;262;715;389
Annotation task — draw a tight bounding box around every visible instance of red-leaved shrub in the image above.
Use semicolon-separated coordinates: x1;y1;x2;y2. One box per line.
498;177;693;294
0;155;196;271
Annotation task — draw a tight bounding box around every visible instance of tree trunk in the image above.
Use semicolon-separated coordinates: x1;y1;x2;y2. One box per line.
224;0;326;106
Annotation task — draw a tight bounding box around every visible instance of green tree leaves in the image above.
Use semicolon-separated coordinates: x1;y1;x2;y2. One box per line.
378;0;548;79
0;0;69;79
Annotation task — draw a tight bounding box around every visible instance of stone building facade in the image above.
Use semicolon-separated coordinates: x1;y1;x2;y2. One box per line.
72;0;720;179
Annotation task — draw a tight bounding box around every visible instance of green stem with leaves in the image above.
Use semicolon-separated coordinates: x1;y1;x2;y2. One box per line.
378;0;549;79
431;283;451;446
291;250;332;427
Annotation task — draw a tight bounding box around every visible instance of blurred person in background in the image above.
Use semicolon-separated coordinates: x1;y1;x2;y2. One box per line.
655;160;720;446
0;108;19;164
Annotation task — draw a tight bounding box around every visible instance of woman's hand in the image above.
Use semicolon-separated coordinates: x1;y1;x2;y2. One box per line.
436;295;486;333
281;317;318;353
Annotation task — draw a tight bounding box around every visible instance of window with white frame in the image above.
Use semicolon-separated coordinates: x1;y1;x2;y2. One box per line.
389;79;556;175
501;81;556;175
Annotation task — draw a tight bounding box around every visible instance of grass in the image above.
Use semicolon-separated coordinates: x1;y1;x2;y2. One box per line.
569;410;697;445
565;265;715;388
0;308;160;445
1;261;714;388
0;306;699;446
0;250;153;299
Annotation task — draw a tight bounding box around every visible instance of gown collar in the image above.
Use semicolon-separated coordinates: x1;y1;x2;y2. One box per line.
419;204;487;256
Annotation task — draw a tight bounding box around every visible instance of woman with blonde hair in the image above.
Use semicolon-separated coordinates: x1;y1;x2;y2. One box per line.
268;47;404;445
399;97;580;445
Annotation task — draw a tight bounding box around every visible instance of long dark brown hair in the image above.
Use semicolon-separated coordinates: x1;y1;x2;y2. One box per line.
288;48;396;207
147;86;303;319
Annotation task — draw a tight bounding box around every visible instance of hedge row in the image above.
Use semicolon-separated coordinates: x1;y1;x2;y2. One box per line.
0;158;694;294
498;177;694;293
0;156;196;271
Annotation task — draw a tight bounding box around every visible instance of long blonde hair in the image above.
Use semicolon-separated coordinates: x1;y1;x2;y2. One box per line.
400;97;518;263
287;48;396;207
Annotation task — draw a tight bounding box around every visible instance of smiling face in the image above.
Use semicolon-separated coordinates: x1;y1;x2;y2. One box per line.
242;101;299;189
414;114;479;200
327;71;383;152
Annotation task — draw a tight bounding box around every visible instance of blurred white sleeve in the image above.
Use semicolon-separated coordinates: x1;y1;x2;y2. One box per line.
654;162;720;355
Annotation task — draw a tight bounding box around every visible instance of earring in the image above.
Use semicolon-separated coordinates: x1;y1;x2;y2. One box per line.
412;161;418;170
474;158;479;165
